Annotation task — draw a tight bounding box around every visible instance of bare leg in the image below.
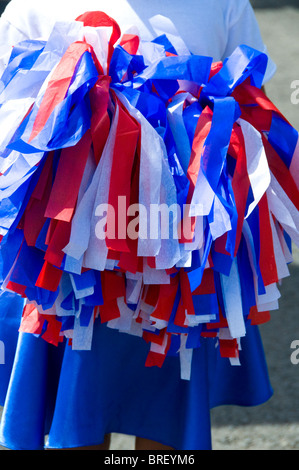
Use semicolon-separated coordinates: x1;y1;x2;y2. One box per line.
53;433;111;450
135;437;174;451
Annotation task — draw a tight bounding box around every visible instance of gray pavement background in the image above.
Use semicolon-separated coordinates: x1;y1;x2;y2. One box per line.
252;0;299;8
0;0;298;451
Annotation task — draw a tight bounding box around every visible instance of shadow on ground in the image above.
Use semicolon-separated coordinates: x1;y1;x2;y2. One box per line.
0;2;9;16
251;0;299;8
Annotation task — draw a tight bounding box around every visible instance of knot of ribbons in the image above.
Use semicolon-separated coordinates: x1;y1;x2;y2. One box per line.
0;11;298;379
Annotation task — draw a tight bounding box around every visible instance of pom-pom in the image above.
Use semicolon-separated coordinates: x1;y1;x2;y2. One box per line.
0;11;298;379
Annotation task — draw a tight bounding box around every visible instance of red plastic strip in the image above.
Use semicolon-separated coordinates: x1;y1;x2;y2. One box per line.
45;130;92;222
76;11;121;66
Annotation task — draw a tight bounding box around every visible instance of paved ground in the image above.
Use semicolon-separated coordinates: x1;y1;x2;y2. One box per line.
0;1;299;451
251;0;299;8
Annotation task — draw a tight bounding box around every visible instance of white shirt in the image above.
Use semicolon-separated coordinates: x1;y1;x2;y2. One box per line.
0;0;276;80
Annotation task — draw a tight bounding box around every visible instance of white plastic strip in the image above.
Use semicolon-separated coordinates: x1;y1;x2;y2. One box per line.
238;118;271;218
220;258;246;339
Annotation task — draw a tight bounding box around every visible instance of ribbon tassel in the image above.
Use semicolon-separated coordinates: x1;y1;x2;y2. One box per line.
0;12;297;380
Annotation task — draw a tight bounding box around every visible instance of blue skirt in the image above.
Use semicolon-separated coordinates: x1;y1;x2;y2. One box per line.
0;292;273;450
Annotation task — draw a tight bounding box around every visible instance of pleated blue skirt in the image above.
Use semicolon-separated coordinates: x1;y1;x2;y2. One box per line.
0;292;273;450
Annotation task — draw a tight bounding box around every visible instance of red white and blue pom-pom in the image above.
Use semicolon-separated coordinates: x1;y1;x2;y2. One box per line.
0;11;298;379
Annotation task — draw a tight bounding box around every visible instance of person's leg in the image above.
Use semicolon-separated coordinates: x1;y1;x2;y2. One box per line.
56;434;111;450
135;437;174;450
